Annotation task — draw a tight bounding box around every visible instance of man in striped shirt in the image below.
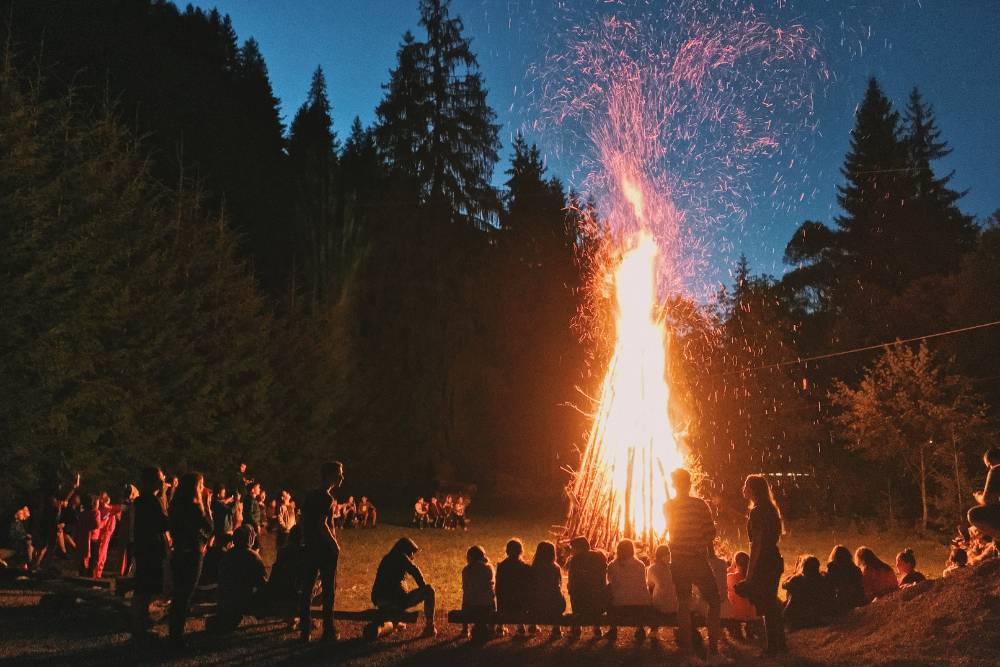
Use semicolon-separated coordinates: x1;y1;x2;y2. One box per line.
665;468;724;664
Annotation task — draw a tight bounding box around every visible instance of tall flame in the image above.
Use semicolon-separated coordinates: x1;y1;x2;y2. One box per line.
566;180;685;551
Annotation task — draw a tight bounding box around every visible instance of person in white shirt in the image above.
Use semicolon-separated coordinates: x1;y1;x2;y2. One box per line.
606;538;652;640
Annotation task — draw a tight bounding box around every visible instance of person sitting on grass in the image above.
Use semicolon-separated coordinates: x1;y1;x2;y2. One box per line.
340;496;357;529
895;548;927;587
967;447;1000;541
370;537;436;638
567;535;608;638
496;538;532;636
529;540;566;638
855;547;898;602
726;551;755;637
211;524;268;633
267;524;307;630
462;545;496;642
942;546;969;577
442;495;455;529
413;498;429;529
781;555;831;630
358;496;377;528
826;545;865;613
606;538;652;641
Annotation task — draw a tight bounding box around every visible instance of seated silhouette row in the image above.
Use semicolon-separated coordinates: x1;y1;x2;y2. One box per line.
412;495;469;530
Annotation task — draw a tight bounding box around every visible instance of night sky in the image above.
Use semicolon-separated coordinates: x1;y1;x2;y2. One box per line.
192;0;1000;282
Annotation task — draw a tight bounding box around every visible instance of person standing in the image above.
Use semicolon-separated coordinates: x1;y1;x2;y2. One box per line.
131;467;170;642
736;474;786;656
168;472;213;650
277;491;296;549
664;468;723;663
299;461;344;643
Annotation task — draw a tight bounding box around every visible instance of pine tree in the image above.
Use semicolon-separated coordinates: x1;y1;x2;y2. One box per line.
289;66;339;307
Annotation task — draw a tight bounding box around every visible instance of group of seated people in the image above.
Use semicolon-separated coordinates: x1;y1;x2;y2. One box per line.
412;494;469;530
333;496;377;529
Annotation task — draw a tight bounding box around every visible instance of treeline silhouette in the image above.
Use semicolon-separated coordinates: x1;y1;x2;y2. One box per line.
1;0;998;528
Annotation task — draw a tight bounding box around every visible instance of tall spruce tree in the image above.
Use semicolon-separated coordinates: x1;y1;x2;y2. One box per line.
375;0;500;228
289;66;339;307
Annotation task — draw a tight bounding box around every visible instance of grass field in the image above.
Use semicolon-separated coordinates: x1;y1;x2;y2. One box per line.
319;513;951;612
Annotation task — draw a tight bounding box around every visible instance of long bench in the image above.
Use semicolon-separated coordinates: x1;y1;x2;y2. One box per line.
447;608;759;632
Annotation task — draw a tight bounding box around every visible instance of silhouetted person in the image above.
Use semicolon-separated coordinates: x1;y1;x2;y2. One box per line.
943;546;968;577
212;524;268;633
895;548;926;587
299;461;344;643
825;545;865;614
782;555;830;630
566;535;607;638
496;538;532;635
968;447;1000;539
168;472;213;650
606;538;652;641
529;540;566;638
371;537;437;637
461;545;496;642
131;467;169;641
735;474;786;656
665;468;722;660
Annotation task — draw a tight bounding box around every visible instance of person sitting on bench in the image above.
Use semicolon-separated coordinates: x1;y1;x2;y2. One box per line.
496;538;532;636
371;537;436;637
606;538;652;641
461;545;496;642
211;524;268;633
529;541;566;638
567;535;608;638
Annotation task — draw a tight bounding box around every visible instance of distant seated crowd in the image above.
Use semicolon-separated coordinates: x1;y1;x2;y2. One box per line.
412;494;470;530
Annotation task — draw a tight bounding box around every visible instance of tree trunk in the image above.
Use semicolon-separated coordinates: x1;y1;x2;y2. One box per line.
919;445;928;531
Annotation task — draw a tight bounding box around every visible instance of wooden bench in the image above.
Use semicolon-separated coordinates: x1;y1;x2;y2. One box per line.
447;609;758;632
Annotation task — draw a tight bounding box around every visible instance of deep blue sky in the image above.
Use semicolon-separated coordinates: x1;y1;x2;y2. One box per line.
191;0;999;281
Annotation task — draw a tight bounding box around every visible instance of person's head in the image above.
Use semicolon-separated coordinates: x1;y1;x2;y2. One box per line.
417;497;424;504
532;541;557;567
281;490;290;504
800;555;821;577
854;546;889;572
734;551;750;572
216;484;228;500
896;548;917;575
233;524;256;550
362;496;368;503
391;537;419;559
124;484;139;502
87;494;100;510
671;468;692;497
446;494;453;502
985;447;1000;467
430;496;438;504
654;544;671;565
174;472;205;507
140;466;164;495
743;474;783;524
259;489;266;502
14;505;29;521
239;462;247;473
70;493;81;508
506;538;524;559
320;461;344;489
570;536;590;556
829;545;852;567
949;546;968;567
466;545;487;564
99;490;110;504
249;482;261;497
616;539;636;561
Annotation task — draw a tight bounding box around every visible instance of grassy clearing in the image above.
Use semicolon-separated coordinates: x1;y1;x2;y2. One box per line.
319;514;951;612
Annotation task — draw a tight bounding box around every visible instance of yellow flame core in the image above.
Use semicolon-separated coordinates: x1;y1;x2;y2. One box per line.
572;231;684;546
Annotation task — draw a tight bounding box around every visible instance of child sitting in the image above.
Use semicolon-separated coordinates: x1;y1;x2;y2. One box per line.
781;555;831;630
462;545;496;642
606;539;651;640
968;447;1000;540
855;547;898;602
726;551;755;638
496;539;532;636
942;546;969;577
895;548;927;586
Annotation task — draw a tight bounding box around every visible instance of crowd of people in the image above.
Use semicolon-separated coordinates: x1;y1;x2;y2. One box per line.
412;495;470;530
1;445;997;660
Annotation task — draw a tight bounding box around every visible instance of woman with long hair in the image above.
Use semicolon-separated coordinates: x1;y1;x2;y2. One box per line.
826;545;865;613
168;472;213;650
529;541;566;638
854;547;898;601
736;474;786;655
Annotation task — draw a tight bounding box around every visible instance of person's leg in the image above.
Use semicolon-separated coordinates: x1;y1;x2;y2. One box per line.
168;551;202;643
299;560;319;640
319;558;337;638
